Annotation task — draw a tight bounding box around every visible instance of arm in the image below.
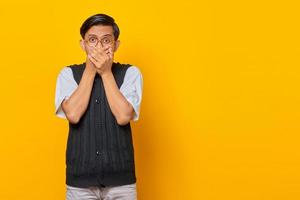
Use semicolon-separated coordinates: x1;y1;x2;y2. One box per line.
85;43;135;125
101;72;135;125
61;61;96;124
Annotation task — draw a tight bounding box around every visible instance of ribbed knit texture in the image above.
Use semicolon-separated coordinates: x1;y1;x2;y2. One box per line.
65;62;136;188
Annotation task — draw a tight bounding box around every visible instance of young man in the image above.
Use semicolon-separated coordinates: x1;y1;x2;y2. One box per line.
54;14;143;200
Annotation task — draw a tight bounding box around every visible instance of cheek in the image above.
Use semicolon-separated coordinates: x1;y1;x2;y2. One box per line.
84;45;92;54
83;47;89;55
81;44;88;53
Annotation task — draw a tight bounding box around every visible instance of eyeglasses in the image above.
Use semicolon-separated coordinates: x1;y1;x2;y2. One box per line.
85;35;115;48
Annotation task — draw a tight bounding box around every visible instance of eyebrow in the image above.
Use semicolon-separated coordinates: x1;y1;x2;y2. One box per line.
87;33;113;38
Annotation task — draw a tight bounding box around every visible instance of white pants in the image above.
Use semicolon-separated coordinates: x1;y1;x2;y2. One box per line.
66;183;137;200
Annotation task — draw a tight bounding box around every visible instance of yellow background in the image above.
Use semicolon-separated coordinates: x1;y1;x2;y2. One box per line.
0;0;300;199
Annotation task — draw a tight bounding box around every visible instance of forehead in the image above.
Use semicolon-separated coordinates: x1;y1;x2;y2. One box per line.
85;25;114;38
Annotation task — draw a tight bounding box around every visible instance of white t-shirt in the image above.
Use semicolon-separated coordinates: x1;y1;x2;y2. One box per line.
54;65;143;121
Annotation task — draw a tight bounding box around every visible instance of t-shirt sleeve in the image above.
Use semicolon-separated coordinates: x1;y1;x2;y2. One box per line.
120;66;143;121
54;67;78;119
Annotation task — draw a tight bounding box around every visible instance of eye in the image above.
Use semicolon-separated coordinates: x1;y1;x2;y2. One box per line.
88;37;97;43
102;37;111;44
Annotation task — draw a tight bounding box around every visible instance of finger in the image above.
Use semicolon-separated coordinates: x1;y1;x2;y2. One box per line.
88;54;98;65
94;46;111;61
102;48;111;59
88;52;99;62
93;47;106;59
107;49;113;60
93;44;105;55
108;47;114;59
90;46;105;61
108;53;113;60
106;46;113;54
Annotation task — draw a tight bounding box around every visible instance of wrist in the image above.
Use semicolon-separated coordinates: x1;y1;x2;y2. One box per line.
85;61;97;74
100;70;113;79
85;69;97;79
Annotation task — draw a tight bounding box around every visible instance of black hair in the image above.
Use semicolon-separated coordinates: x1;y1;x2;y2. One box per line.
80;13;120;40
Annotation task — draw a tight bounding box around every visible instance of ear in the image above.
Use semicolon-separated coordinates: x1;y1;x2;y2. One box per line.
79;39;86;52
113;40;120;52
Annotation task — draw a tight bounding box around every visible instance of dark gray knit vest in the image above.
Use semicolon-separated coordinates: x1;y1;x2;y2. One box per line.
65;62;136;188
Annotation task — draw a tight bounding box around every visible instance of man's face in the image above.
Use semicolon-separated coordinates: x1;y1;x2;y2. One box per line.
80;25;120;54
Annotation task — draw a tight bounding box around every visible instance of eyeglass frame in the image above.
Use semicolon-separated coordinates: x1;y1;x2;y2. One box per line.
84;34;115;48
